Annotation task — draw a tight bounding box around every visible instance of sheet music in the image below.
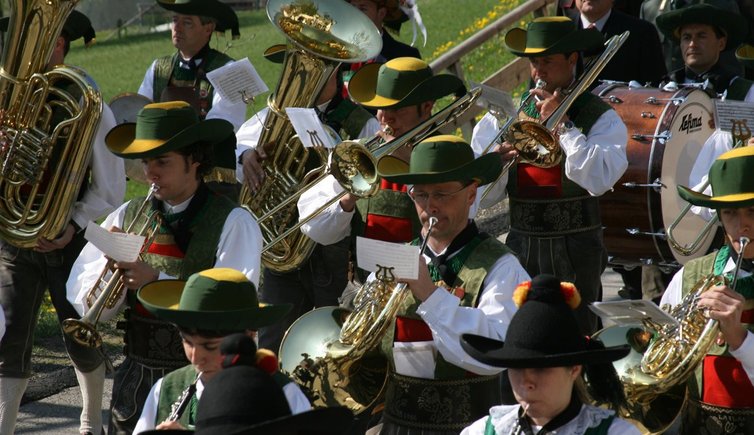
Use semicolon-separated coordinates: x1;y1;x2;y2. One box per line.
206;57;268;104
285;107;336;148
84;222;145;262
713;99;754;133
356;236;420;279
589;300;678;327
470;81;516;120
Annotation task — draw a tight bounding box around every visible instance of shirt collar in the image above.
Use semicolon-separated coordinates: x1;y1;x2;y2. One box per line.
581;9;611;31
163;195;194;215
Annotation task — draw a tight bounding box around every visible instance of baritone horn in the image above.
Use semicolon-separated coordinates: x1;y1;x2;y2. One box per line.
479;31;630;202
279;217;439;413
260;87;480;251
592;236;750;434
666;119;751;257
0;0;103;247
62;184;162;349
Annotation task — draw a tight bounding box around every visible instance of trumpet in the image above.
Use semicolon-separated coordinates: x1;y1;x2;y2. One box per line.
62;184;162;349
479;31;630;202
259;87;481;252
666;119;751;257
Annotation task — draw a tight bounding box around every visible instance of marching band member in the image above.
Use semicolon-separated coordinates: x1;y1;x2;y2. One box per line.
236;45;380;353
366;135;530;434
137;0;246;130
662;146;754;434
460;274;640;435
132;268;309;433
298;57;466;283
473;16;628;334
65;101;262;434
0;12;126;435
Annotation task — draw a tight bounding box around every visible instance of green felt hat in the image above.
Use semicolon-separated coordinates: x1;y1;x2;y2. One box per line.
505;16;603;58
105;101;236;169
348;57;465;109
678;146;754;209
656;0;747;50
0;10;96;46
137;268;291;331
736;44;754;69
157;0;240;38
377;135;502;185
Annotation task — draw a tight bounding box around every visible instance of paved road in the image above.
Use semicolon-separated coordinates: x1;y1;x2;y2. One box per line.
17;266;624;434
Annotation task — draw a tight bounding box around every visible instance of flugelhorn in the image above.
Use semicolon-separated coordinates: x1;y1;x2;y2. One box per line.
592;236;750;434
260;87;481;251
666;119;751;257
479;31;630;202
279;217;439;413
62;184;162;349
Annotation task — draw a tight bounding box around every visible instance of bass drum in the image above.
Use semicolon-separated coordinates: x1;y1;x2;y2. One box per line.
594;84;717;266
109;93;153;184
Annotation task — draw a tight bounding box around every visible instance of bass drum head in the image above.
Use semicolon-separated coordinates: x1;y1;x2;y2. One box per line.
109;93;153;184
659;89;716;264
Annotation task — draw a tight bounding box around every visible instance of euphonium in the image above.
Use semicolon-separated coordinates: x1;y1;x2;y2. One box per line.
279;217;438;413
0;0;103;247
593;236;750;434
238;0;382;273
62;184;162;349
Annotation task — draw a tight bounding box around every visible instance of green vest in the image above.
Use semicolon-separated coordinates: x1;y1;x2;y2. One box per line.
326;98;374;140
152;48;234;117
483;411;615;435
123;192;236;279
380;235;513;379
508;92;612;199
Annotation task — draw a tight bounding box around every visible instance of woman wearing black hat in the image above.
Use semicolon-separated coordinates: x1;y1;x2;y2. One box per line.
460;275;640;435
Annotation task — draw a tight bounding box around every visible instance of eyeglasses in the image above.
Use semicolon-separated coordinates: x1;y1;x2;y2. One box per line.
408;183;472;205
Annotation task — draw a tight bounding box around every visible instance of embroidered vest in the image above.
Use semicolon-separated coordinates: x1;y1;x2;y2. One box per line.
380;235;512;379
680;248;754;409
152;49;233;118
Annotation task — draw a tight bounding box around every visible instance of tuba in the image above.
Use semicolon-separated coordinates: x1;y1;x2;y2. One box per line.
279;218;438;413
593;237;750;434
62;184;162;349
0;0;103;248
238;0;382;272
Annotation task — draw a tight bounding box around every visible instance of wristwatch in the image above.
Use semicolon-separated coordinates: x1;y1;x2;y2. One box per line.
561;120;575;131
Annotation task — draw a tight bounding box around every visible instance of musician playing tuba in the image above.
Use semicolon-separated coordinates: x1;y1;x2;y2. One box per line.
0;12;126;435
65;102;262;434
132;268;309;432
661;147;754;434
472;17;628;334
460;274;640;435
359;135;530;434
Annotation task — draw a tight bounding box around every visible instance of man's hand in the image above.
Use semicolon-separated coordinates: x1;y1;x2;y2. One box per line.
155;420;187;430
35;223;75;253
399;256;437;302
241;148;267;192
339;193;359;212
115;260;159;290
493;142;518;164
699;284;748;350
529;88;565;121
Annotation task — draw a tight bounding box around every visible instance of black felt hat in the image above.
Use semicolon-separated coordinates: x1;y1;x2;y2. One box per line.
0;10;96;46
461;274;630;368
157;0;240;38
655;0;747;50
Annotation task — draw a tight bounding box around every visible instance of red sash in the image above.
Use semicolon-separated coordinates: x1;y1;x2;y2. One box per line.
516;164;562;198
364;179;413;243
702;355;754;408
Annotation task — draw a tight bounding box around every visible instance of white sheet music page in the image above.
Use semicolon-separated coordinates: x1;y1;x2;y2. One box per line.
713;99;754;133
206;57;268;104
84;222;145;263
356;236;420;279
285;107;336;148
590;300;679;327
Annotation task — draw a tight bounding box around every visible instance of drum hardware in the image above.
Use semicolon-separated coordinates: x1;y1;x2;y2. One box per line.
622;178;664;191
645;96;685;106
631;131;669;143
627;228;667;239
641;112;655;119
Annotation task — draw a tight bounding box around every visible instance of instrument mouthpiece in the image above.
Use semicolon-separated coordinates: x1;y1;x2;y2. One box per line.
428;216;438;226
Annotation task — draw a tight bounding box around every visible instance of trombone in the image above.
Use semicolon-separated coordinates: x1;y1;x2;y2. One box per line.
258;87;482;252
478;31;631;202
666;119;751;257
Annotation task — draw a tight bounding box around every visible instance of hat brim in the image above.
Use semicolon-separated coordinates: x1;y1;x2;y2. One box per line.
460;334;631;368
157;0;240;37
656;6;747;49
378;152;502;186
105;118;237;170
677;184;754;209
349;63;465;109
137;280;291;331
505;27;603;57
223;406;354;435
736;44;754;69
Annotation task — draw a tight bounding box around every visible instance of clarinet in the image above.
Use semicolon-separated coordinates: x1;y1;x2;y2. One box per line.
168;372;201;423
